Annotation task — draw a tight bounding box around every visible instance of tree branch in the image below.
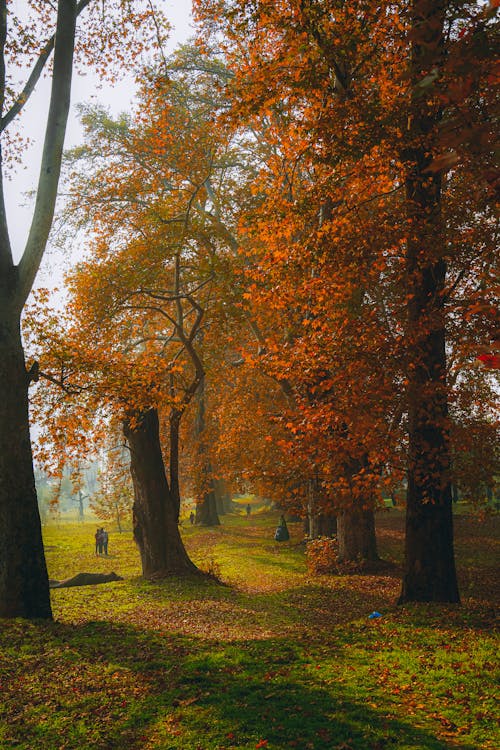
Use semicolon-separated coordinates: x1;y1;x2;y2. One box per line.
0;0;12;271
0;0;92;133
16;0;78;307
37;367;87;396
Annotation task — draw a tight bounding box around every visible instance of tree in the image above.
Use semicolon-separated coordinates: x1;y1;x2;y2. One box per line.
0;0;80;620
0;0;168;618
398;0;498;602
30;253;206;577
194;0;498;600
29;49;250;575
90;442;133;532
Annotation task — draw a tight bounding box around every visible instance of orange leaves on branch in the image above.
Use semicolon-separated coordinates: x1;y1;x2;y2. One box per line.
28;43;256;485
190;0;499;522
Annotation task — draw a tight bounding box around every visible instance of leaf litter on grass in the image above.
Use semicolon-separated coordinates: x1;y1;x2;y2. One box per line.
0;510;498;750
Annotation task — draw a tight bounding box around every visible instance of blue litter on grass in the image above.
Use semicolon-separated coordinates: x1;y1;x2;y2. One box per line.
368;611;382;619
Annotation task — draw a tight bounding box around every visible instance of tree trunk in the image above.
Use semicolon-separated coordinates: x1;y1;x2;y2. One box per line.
193;375;220;526
0;0;79;620
196;481;220;526
337;507;378;563
169;411;181;522
399;0;459;604
335;453;379;562
317;513;337;537
77;489;84;521
305;511;337;538
123;408;198;577
305;478;337;538
0;312;52;618
115;503;123;533
214;478;232;515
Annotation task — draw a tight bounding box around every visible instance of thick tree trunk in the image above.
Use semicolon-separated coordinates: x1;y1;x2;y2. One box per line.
337;506;378;563
0;312;52;618
399;0;459;604
123;408;198;577
0;0;78;619
335;453;379;562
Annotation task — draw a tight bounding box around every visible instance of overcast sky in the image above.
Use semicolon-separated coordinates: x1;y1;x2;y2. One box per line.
8;0;193;274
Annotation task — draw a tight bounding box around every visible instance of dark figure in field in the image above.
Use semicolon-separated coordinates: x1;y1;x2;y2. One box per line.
274;514;290;542
190;511;195;525
95;528;104;555
246;504;251;517
102;528;109;555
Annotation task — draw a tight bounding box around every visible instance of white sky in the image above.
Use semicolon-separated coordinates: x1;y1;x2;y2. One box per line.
7;0;194;272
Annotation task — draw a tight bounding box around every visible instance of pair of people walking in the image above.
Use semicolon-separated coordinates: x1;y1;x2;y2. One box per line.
95;527;109;555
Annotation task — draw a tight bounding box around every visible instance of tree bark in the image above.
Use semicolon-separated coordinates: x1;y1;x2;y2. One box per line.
124;408;198;577
214;478;233;515
17;0;78;305
169;410;182;522
193;375;220;526
337;506;378;563
316;513;337;537
0;312;52;618
305;514;337;538
334;453;379;563
305;478;337;538
399;0;459;603
196;481;220;526
77;489;85;521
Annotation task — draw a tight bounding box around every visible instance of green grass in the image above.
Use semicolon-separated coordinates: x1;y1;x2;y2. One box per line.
0;510;498;749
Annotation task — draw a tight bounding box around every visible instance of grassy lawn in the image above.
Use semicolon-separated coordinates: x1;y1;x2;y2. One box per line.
0;509;498;749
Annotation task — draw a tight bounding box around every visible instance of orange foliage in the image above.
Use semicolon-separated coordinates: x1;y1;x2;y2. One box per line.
27;5;498;521
192;0;498;519
26;47;251;492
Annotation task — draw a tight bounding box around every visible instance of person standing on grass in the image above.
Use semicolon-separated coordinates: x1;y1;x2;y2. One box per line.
246;503;251;517
95;528;103;555
102;528;109;555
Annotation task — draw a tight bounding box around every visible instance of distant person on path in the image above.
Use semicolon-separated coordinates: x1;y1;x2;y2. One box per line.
190;511;195;525
102;528;109;555
95;528;103;555
246;503;251;517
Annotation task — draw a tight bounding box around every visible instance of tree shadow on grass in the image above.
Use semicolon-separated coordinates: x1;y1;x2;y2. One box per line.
0;619;482;750
116;576;401;639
